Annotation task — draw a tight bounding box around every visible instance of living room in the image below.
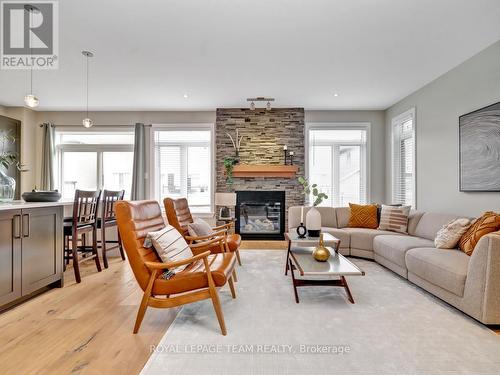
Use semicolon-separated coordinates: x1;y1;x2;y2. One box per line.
0;1;500;374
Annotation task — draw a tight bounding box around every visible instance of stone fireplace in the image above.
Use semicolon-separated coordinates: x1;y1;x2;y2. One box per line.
215;108;306;232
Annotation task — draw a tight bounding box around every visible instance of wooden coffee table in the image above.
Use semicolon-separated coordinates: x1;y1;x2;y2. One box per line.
287;246;365;304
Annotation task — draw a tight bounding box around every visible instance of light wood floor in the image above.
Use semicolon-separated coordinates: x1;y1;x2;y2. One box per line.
0;243;498;375
0;256;178;375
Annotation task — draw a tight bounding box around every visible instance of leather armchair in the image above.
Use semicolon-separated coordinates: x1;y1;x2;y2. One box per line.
116;200;236;335
164;197;242;265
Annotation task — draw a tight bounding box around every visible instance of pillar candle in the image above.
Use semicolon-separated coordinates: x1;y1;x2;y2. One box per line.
301;206;304;223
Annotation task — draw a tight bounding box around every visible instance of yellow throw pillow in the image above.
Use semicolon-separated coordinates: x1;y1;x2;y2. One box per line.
458;212;500;256
348;203;378;229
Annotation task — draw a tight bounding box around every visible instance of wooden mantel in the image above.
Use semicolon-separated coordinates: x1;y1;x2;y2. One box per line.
232;164;299;178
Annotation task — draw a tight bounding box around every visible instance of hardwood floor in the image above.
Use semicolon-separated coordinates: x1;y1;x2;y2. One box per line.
0;256;178;375
0;243;498;375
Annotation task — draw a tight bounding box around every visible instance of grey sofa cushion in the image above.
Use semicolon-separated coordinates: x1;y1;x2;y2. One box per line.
321;227;350;250
413;213;459;241
407;210;425;236
288;206;337;230
336;207;351;228
373;235;435;268
406;248;469;297
343;228;403;251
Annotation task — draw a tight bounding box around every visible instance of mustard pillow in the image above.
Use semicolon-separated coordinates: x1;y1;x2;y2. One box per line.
348;203;378;229
459;212;500;256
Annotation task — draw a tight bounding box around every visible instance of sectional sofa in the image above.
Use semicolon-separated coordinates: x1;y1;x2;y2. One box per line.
288;206;500;325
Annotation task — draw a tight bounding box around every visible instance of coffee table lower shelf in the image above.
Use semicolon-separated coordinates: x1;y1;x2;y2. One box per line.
288;259;356;304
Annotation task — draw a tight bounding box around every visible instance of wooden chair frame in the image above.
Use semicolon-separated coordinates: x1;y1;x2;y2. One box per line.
98;189;126;268
64;190;102;283
134;236;236;335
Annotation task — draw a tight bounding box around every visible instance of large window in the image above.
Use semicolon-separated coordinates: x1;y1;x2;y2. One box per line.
392;108;416;207
307;125;369;207
55;130;134;199
152;125;213;213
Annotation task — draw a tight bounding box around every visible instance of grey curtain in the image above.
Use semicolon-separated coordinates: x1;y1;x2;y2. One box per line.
131;123;146;200
40;122;55;190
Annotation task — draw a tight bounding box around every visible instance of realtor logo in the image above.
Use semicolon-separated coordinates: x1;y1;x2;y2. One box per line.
1;1;59;69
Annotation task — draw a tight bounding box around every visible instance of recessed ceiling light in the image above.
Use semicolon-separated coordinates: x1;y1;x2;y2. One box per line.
333;93;339;97
183;94;189;98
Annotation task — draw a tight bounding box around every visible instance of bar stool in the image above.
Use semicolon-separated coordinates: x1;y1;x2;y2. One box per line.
98;189;126;268
64;189;102;283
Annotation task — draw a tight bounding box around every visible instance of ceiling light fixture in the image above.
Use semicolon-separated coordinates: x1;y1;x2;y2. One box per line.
82;51;94;128
24;5;40;108
333;93;339;97
183;94;189;98
247;97;275;111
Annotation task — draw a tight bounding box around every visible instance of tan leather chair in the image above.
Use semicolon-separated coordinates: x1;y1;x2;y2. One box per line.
164;197;242;265
116;200;236;335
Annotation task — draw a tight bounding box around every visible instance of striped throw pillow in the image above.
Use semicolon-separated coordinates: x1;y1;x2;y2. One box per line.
144;225;193;275
378;205;411;233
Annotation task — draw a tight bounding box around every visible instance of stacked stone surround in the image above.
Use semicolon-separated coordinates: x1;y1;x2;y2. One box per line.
215;108;306;227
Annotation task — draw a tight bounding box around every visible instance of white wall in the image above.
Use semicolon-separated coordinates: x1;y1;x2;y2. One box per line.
385;40;500;216
305;110;386;204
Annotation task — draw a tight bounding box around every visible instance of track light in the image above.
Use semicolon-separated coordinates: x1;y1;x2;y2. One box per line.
247;97;275;110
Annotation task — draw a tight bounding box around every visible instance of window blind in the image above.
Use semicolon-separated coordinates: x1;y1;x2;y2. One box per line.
153;129;212;213
392;111;415;207
308;127;368;207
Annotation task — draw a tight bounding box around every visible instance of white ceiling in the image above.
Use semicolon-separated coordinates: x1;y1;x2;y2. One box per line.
1;0;500;111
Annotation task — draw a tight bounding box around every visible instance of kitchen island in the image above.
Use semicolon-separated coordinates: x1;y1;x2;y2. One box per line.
0;201;72;311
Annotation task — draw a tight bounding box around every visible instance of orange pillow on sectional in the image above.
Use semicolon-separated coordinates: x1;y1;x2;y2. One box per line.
458;211;500;256
348;203;379;229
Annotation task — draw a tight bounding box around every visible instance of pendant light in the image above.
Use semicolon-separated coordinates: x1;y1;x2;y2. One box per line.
24;5;39;108
82;50;94;128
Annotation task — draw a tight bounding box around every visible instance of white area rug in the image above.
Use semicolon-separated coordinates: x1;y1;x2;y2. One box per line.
142;250;500;375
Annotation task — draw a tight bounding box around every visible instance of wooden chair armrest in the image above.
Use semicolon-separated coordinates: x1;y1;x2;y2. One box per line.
212;222;232;231
185;229;227;242
188;236;225;250
144;251;211;270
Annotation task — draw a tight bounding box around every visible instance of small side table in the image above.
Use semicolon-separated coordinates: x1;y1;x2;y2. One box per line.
216;217;235;235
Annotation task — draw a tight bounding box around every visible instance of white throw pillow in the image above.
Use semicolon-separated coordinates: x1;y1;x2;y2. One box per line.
143;225;193;275
188;217;214;238
435;218;473;249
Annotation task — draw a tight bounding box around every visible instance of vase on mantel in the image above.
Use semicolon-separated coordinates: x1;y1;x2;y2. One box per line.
0;168;15;202
306;206;321;237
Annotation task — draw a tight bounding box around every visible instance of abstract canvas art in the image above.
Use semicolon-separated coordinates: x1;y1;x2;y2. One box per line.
459;101;500;191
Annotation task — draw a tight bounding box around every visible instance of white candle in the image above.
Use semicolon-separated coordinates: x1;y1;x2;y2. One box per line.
283;145;287;150
301;206;304;223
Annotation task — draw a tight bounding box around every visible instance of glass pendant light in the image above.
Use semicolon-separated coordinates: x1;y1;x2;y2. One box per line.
24;5;39;108
82;51;94;128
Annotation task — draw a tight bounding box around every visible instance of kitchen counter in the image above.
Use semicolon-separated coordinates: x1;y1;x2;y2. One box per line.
0;200;73;211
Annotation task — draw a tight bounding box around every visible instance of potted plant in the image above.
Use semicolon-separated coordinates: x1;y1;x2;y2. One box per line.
0;130;20;202
224;156;237;185
298;176;328;237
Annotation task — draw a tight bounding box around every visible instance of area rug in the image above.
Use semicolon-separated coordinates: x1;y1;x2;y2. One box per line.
142;250;500;375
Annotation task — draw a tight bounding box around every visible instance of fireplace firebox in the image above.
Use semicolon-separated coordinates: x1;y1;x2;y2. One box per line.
235;190;285;240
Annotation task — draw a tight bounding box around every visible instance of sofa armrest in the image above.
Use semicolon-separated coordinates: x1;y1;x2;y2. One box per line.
463;234;500;324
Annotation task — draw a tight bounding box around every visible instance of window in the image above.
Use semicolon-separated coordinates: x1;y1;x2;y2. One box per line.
392;108;416;207
55;130;134;199
307;125;369;207
152;126;213;213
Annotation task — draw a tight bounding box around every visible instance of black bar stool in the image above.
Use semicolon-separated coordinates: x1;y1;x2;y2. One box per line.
98;189;126;268
64;189;102;283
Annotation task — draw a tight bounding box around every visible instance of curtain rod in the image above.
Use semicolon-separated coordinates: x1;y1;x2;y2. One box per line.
38;124;149;128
